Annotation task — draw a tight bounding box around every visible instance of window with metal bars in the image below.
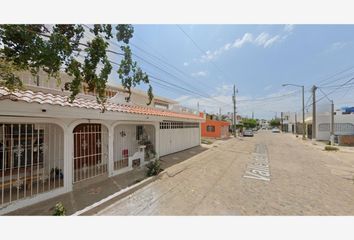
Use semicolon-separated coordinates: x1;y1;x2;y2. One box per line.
0;123;64;207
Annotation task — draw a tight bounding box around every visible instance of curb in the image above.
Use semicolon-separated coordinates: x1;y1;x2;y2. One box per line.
291;135;354;153
72;174;160;216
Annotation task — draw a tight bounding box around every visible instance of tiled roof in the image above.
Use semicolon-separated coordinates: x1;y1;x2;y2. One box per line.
0;87;203;120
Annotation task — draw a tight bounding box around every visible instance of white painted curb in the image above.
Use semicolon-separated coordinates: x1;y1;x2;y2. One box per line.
71;176;155;216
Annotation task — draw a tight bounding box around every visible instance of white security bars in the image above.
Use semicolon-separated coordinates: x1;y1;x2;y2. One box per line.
73;124;108;183
0;123;64;208
113;125;156;171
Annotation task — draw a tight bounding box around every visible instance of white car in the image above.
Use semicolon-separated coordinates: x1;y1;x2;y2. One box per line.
272;128;280;133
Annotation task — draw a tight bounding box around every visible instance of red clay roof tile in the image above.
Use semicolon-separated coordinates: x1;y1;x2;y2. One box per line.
0;88;203;120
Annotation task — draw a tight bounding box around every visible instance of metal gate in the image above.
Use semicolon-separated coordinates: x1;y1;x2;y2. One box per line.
113;124;155;171
159;121;200;156
0;123;64;208
73;124;108;183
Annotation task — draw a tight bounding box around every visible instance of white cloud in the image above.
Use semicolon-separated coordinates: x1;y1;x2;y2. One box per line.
215;84;233;95
331;42;347;50
174;95;190;102
254;32;270;46
198;27;294;62
323;41;350;54
232;33;253;48
284;24;294;33
191;71;207;77
254;32;281;48
183;62;189;66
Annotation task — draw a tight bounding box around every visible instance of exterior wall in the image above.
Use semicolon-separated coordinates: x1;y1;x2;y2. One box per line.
338;135;354;146
110;91;154;107
113;124;156;175
0;108;202;214
158;121;200;157
0;80;204;214
316;113;354;141
201;119;230;139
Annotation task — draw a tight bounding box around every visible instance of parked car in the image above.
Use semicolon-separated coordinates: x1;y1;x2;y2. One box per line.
272;127;280;133
243;129;254;137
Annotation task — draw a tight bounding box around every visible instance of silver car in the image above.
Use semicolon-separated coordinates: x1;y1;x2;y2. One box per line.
243;129;254;137
272;128;280;133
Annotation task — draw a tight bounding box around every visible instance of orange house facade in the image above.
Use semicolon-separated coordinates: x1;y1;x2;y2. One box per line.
201;118;230;139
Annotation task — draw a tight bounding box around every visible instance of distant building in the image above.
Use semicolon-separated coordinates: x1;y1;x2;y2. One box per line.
316;108;354;141
258;119;270;129
201;113;230;139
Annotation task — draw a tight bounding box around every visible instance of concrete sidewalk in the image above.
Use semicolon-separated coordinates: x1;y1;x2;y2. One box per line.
288;133;354;153
6;145;208;216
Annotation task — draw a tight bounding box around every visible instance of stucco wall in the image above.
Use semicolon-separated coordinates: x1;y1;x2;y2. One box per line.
201;119;230;139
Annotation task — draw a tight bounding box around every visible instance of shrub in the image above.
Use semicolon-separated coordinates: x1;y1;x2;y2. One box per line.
146;159;161;177
324;146;339;151
53;202;66;216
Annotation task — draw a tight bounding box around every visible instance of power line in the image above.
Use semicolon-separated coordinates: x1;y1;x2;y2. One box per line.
315;65;354;86
237;90;300;103
80;26;307;110
307;77;354;108
318;82;354;89
176;24;232;80
83;24;232;107
130;41;217;91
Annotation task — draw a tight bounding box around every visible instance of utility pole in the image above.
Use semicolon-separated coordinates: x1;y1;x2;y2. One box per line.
302;85;306;140
295;112;297;136
282;84;306;139
280;112;284;131
252;111;254;119
312;85;317;140
219;107;221;120
233;85;236;137
330;100;334;137
197;102;199;112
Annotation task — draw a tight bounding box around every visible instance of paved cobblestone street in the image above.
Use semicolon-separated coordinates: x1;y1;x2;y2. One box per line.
97;131;354;215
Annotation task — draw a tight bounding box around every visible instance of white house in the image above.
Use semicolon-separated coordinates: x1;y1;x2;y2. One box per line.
0;70;204;214
316;109;354;141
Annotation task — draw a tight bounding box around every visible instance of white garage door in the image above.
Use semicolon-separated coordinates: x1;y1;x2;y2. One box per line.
159;121;200;156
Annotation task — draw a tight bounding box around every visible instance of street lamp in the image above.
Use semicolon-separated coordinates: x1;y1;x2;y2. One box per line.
282;83;306;140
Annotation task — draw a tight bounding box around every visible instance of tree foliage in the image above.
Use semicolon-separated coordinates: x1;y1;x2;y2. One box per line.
242;118;257;129
270;119;281;127
0;24;153;110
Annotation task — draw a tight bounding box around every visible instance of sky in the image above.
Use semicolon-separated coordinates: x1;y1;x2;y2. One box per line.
105;25;354;119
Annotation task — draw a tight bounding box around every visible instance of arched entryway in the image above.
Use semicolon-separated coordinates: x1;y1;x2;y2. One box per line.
73;123;108;183
113;124;156;173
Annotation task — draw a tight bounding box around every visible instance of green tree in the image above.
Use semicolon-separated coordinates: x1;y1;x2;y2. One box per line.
270;119;281;127
0;24;153;111
242;118;257;129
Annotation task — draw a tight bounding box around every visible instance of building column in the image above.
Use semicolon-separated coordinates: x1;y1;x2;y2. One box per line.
63;127;73;192
154;122;160;159
108;125;114;177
